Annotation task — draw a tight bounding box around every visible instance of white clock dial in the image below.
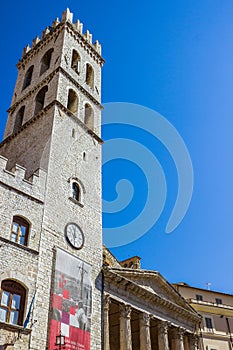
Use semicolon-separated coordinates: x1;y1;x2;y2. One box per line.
65;223;84;249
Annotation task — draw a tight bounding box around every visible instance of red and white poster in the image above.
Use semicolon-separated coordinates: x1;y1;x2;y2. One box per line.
48;248;92;350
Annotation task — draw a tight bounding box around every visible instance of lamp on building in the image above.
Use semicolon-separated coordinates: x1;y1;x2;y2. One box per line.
55;331;66;349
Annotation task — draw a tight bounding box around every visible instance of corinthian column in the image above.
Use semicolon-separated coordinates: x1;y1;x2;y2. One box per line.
183;334;190;350
158;321;170;350
103;294;111;350
139;313;151;350
170;327;185;350
190;334;199;350
119;304;132;350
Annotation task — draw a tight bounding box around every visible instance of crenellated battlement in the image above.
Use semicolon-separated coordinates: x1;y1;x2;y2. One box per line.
21;8;102;60
0;155;47;203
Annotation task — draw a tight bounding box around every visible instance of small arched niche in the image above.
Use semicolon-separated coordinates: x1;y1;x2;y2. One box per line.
67;89;78;115
40;48;53;76
71;50;81;74
22;65;34;90
84;103;94;130
34;86;48;115
13;106;25;133
85;63;94;89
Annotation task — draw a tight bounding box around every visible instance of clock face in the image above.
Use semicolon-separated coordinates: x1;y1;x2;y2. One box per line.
65;223;84;249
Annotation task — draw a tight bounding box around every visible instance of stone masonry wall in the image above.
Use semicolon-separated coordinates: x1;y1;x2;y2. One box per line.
29;105;103;349
0;8;104;349
0;109;54;178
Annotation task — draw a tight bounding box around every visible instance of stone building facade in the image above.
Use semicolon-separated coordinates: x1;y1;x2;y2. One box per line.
0;8;202;350
0;9;104;349
103;247;201;350
173;283;233;350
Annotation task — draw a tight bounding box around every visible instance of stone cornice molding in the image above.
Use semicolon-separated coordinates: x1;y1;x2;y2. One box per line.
103;268;201;324
0;236;39;255
8;70;58;114
109;268;198;316
1;100;103;148
0;108;50;148
0;321;31;334
8;67;103;114
17;21;104;69
55;100;103;143
59;67;103;108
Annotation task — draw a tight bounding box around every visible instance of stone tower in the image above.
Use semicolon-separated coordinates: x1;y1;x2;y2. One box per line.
0;8;104;350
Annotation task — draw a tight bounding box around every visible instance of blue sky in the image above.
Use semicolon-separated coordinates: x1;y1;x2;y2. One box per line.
0;1;232;293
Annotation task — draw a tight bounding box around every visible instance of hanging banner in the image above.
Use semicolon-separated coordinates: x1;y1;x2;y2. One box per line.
48;248;92;350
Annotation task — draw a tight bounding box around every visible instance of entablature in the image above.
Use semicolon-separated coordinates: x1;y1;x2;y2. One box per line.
103;267;201;331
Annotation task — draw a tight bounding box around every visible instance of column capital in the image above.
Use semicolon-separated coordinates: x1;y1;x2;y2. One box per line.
104;293;111;310
157;321;170;334
189;334;199;347
157;320;170;350
119;304;132;319
139;313;151;327
170;327;186;340
119;304;132;350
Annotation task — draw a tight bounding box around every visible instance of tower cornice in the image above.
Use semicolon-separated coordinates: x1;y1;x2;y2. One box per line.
8;67;103;114
3;100;103;147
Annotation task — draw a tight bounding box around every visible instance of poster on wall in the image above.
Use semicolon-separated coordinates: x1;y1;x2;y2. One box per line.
48;248;92;350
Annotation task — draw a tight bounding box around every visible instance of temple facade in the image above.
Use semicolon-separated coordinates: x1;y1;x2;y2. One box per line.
103;247;201;350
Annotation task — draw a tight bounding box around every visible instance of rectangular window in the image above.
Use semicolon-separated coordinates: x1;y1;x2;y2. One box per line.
205;317;213;329
12;294;21;309
1;291;10;307
215;298;222;305
0;307;7;322
196;294;203;301
9;310;19;325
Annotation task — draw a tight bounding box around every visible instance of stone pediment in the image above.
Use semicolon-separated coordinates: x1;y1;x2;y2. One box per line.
108;267;196;315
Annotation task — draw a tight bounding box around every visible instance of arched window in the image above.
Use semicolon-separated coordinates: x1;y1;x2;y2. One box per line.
10;216;30;246
13;106;25;133
129;262;134;268
22;65;34;90
40;48;53;75
67;89;78;114
71;50;81;74
85;63;94;89
84;104;94;129
72;182;80;202
0;279;26;325
69;178;85;205
34;86;48;115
